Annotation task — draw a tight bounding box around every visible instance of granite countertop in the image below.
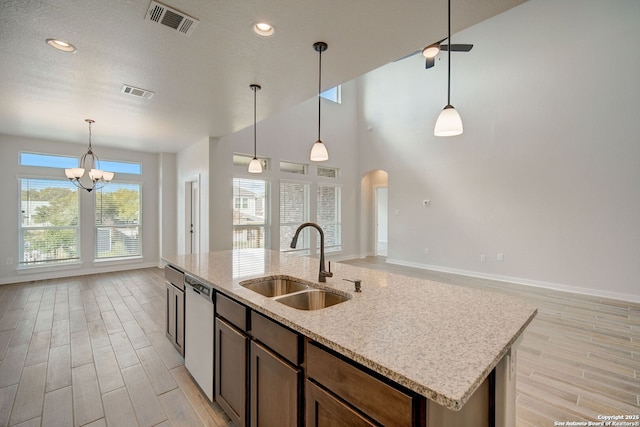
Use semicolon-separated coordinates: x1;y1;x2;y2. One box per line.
163;249;537;411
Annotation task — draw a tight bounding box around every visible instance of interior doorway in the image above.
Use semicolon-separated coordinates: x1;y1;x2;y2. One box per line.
360;170;388;258
375;187;388;256
185;177;200;254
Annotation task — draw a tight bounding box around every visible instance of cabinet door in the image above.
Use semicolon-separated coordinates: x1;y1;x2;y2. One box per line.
174;288;184;354
306;380;376;427
166;283;175;341
215;317;248;427
250;341;301;427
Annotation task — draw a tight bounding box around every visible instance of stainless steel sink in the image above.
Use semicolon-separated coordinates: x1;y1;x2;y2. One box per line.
275;289;349;311
241;276;309;297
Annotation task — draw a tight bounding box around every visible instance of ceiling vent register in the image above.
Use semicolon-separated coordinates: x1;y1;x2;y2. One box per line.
121;85;155;99
146;1;199;36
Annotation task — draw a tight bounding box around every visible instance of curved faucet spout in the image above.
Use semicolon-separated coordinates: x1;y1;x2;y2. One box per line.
290;222;333;282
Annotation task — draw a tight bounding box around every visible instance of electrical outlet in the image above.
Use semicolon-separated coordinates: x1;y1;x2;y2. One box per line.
424;248;430;255
497;253;504;262
480;254;486;262
6;258;13;265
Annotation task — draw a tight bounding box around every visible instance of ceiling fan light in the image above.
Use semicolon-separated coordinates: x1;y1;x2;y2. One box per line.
434;104;463;136
310;140;329;162
422;44;440;59
248;157;263;174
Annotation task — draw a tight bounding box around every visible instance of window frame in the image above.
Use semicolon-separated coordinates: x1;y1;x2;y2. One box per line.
18;176;81;268
233;177;270;250
279;179;311;253
316;183;342;252
94;181;143;261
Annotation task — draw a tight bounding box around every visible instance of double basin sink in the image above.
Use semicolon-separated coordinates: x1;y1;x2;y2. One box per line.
240;276;350;311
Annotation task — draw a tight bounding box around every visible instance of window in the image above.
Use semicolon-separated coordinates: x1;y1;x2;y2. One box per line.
99;160;142;175
280;161;307;175
20;152;78;169
95;183;142;259
233;178;268;249
280;181;309;251
320;85;341;104
317;166;339;178
317;184;341;251
19;178;80;265
20;152;141;175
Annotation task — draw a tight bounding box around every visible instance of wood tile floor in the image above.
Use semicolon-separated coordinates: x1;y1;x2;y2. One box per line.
1;261;638;426
0;268;232;427
342;257;640;427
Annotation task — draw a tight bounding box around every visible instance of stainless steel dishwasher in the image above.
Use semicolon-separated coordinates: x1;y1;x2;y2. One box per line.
184;274;214;401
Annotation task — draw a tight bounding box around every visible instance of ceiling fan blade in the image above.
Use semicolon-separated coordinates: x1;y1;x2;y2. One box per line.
440;44;474;52
425;57;435;69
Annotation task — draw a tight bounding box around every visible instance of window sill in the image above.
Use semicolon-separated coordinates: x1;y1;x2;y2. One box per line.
93;256;144;267
16;261;83;275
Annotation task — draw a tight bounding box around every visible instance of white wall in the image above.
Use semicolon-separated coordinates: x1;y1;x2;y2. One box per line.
0;134;161;284
159;152;177;257
211;80;360;259
356;0;640;300
176;138;210;254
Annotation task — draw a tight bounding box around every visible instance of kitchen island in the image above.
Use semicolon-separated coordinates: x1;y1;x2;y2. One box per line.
163;249;537;426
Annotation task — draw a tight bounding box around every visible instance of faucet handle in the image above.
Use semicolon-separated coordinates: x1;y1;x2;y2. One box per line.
343;279;362;292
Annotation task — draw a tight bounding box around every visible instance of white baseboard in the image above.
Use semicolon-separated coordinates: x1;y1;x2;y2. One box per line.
385;258;640;304
0;261;161;285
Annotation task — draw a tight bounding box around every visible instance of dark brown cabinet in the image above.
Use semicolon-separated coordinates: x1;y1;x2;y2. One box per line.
215;297;248;427
164;266;184;356
250;341;301;427
305;380;376;427
306;341;424;427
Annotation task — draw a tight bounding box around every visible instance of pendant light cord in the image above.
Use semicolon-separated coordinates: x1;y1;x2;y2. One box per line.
253;86;257;157
447;0;451;105
317;46;322;141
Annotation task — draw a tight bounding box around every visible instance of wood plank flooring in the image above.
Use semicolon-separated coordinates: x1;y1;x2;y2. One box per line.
0;268;232;427
1;261;638;426
341;257;640;427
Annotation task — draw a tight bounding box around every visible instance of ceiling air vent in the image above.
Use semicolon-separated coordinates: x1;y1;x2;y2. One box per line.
145;1;199;36
121;85;155;99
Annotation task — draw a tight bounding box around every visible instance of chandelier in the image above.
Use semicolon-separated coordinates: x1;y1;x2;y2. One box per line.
65;119;114;192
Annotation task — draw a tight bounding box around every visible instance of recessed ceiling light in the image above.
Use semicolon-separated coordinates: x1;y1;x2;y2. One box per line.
46;38;77;53
253;22;274;37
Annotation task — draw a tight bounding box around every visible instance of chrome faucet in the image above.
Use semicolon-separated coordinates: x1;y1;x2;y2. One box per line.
290;222;333;282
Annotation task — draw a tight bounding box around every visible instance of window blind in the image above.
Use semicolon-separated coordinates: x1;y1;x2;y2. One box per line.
280;181;310;251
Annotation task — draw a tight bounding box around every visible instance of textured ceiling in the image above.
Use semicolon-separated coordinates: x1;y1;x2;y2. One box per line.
0;0;526;152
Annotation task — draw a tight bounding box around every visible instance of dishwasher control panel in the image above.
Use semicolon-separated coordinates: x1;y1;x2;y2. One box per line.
185;275;212;298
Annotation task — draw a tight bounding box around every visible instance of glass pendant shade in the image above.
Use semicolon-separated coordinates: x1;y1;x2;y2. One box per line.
248;157;263;174
434;104;463;136
310;140;329;161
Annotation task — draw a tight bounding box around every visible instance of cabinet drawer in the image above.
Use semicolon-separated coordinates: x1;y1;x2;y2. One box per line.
216;293;247;331
306;341;415;427
251;311;300;365
164;265;184;290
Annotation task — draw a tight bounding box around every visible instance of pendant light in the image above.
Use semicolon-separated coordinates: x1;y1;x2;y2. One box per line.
310;41;329;162
248;84;263;174
65;119;115;192
434;0;463;137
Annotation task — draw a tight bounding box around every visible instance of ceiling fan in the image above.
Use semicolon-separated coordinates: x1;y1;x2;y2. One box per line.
396;39;473;69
